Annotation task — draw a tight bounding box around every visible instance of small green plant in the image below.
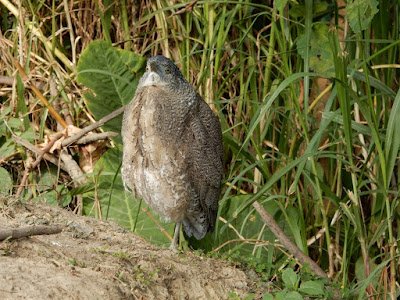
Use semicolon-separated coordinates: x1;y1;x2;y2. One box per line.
68;258;77;266
116;271;128;283
228;291;241;299
276;268;334;299
111;251;131;259
132;265;158;287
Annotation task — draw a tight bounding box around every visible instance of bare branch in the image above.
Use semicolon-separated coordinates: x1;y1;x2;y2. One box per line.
74;132;118;145
62;106;126;147
252;201;329;279
15;132;64;198
0;225;64;241
12;135;67;171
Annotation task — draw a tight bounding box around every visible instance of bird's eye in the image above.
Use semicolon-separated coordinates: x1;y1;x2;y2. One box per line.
165;67;171;74
146;66;150;72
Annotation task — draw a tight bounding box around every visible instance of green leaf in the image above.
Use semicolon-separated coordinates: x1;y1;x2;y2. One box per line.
7;118;23;131
77;40;146;143
216;193;279;254
298;280;325;295
297;24;334;75
96;0;114;44
384;88;400;186
355;256;379;288
0;140;16;161
32;188;71;207
282;268;299;290
276;0;289;11
262;294;274;300
70;183;96;196
16;74;30;130
0;167;12;198
283;291;303;300
36;166;58;193
347;0;379;33
289;1;328;18
82;145;174;246
20;128;36;142
276;290;287;300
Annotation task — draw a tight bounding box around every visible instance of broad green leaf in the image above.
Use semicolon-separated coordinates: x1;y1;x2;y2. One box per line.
283;291;303;300
20;128;36;142
69;183;96;196
29;166;71;207
7;118;23;131
0;140;16;161
82;145;174;246
297;24;334;75
298;280;325;295
347;0;379;33
282;268;299;290
36;166;58;192
32;188;71;207
0;167;12;198
77;40;146;143
276;290;288;300
262;294;274;300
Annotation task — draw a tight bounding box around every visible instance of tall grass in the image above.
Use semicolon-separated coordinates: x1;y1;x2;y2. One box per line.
0;0;399;297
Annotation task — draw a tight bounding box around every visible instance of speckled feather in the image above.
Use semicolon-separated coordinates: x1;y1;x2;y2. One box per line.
121;56;223;240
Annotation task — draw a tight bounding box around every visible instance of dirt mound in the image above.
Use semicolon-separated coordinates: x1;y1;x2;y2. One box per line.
0;202;257;300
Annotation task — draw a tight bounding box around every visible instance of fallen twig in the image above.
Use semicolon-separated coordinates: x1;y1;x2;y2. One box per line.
252;201;329;279
74;132;118;145
0;75;46;90
225;182;328;278
59;150;86;215
0;225;64;241
12;135;67;171
0;75;14;85
15;132;65;198
59;150;86;186
62;106;126;147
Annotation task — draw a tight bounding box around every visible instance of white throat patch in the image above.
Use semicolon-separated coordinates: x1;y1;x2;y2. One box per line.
142;71;161;87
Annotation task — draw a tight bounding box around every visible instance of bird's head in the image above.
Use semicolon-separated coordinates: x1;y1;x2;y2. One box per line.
139;56;185;90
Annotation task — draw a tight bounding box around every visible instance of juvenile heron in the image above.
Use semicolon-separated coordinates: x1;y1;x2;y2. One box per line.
121;55;223;250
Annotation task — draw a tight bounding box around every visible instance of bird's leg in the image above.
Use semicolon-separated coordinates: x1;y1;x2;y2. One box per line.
169;221;181;251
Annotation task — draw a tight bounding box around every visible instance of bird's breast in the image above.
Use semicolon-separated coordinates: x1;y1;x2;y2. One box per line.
121;89;193;221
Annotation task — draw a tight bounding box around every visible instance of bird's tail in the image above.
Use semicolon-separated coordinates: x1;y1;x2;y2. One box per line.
182;212;209;240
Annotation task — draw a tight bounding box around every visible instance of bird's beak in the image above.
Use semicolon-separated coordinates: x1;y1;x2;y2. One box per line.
148;61;159;73
142;62;162;87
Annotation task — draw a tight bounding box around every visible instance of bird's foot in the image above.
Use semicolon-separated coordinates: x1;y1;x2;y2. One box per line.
169;242;179;253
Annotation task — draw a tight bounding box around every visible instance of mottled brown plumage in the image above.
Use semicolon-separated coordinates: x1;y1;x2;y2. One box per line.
121;56;223;249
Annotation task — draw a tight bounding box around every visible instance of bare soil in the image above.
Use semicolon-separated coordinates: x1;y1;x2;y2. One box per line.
0;202;262;300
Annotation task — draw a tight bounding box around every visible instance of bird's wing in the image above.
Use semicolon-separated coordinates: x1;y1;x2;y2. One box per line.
185;97;223;230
